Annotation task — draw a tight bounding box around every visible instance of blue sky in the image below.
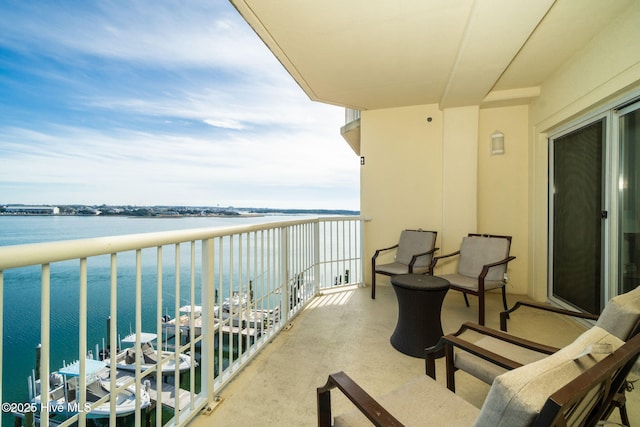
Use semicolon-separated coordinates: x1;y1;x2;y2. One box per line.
0;1;360;210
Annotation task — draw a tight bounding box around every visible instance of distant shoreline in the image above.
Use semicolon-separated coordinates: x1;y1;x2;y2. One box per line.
0;211;358;218
0;205;360;218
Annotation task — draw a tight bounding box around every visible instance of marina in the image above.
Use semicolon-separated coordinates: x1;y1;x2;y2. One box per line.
13;301;282;426
15;364;192;426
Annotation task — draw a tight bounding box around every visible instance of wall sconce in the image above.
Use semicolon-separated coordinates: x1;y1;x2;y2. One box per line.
490;130;505;155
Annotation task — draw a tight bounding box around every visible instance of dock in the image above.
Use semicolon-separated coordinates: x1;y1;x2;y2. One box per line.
114;371;193;412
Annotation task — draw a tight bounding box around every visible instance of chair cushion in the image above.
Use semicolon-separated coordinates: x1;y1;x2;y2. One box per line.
458;236;510;282
454;336;548;385
395;230;436;268
376;262;430;276
473;326;624;427
596;285;640;340
334;375;479;426
437;273;504;292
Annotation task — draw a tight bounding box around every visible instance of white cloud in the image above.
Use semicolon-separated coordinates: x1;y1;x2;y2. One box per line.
0;1;360;210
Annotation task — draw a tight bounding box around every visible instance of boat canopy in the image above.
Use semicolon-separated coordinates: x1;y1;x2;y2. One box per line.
59;359;106;377
121;332;158;344
178;305;202;313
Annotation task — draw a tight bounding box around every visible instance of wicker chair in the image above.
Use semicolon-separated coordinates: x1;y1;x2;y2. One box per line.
425;285;640;425
371;229;437;299
429;233;515;325
318;330;640;426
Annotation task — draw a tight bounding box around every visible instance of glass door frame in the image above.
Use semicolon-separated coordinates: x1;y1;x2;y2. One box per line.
547;91;640;312
547;111;611;313
613;100;640;294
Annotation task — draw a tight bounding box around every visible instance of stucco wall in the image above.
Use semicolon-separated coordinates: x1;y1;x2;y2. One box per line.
360;102;529;292
528;0;640;301
360;104;443;286
360;1;640;300
478;105;529;295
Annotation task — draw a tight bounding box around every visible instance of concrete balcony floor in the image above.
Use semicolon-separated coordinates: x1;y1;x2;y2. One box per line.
191;283;640;426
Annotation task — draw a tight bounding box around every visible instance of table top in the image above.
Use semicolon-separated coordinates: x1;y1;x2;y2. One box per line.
390;274;450;291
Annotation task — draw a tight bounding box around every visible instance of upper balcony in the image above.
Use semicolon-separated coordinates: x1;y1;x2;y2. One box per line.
340;109;361;156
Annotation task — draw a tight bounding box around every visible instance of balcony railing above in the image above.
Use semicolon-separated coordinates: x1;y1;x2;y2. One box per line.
344;108;361;124
341;109;362;156
0;216;363;427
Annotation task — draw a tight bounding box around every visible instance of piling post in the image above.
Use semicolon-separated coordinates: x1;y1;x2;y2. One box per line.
35;344;41;381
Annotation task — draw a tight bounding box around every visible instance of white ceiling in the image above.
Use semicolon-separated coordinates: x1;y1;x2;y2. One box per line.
231;0;634;110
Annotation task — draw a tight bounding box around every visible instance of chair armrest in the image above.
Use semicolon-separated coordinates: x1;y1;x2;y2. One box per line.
478;255;516;280
425;322;559;380
428;250;460;273
408;247;439;270
454;322;559;355
371;244;400;262
317;371;403;427
442;335;524;371
500;300;599;332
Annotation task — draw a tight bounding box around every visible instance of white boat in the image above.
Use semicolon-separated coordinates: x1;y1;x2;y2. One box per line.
29;358;150;419
161;292;280;339
107;332;195;375
162;305;210;338
221;292;280;331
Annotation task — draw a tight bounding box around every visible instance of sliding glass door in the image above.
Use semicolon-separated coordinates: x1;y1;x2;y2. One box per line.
550;119;605;314
549;98;640;313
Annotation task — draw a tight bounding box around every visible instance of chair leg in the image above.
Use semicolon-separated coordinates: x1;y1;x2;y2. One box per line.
462;293;470;307
501;285;508;311
371;268;376;299
620;404;630;427
317;386;333;427
478;293;485;326
445;343;456;392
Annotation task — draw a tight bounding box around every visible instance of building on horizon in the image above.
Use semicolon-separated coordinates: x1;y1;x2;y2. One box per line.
4;205;60;215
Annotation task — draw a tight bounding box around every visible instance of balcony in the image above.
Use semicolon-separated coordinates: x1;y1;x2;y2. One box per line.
1;216;638;426
189;286;640;426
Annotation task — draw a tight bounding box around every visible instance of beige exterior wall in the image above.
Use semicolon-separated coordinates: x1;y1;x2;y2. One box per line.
528;0;640;302
441;106;479;254
360;104;444;284
478;105;529;295
361;1;640;301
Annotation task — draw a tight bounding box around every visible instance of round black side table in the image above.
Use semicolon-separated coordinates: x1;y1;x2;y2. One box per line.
390;274;450;358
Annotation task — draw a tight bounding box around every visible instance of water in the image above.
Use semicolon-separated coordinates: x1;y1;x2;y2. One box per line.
0;214;315;425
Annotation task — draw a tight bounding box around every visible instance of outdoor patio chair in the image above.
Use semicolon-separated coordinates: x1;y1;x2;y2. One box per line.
424;285;640;425
317;329;640;426
371;229;437;299
428;233;515;325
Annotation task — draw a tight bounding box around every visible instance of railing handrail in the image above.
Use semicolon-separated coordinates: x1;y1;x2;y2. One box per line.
0;216;362;270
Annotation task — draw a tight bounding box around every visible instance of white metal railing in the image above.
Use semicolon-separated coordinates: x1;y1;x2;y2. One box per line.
344;108;361;124
0;216;363;427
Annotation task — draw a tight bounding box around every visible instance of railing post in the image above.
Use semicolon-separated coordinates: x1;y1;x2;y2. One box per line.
281;226;290;323
201;238;216;405
359;218;366;287
40;264;50;427
314;220;321;295
0;271;3;416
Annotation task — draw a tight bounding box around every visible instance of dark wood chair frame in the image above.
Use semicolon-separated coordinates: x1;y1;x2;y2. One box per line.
318;333;640;427
428;233;515;325
371;229;438;299
425;302;640;426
